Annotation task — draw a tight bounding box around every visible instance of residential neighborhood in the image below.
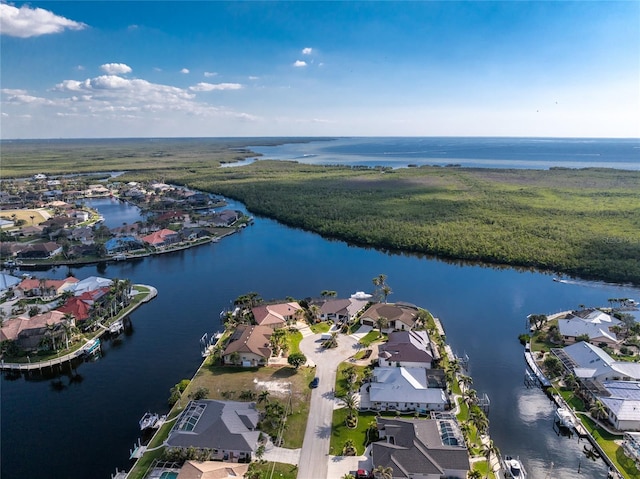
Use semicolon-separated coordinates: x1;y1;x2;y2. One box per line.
0;175;251;267
119;286;488;479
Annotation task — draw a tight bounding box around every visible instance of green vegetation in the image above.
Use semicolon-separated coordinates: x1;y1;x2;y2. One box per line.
358;330;386;347
247;461;298;479
3;140;639;284
581;415;638;479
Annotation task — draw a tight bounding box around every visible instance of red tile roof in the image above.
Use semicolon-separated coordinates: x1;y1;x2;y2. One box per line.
141;228;179;245
56;297;91;322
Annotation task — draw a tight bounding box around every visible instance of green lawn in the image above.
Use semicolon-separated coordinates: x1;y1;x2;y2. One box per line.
310;321;332;334
287;329;303;355
581;415;639;479
358;330;387;347
250;461;299;479
329;409;378;456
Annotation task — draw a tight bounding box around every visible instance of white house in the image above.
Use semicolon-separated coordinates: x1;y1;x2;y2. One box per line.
359;367;447;413
598;381;640;431
561;342;640;382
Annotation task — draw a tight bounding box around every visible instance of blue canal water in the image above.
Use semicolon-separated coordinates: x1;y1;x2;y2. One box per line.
2;180;639;479
248;137;640;170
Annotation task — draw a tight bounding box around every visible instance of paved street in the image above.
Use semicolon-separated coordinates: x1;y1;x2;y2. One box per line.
296;328;360;479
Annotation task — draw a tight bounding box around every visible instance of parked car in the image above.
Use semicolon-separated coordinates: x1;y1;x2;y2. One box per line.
356;470;371;479
310;376;320;388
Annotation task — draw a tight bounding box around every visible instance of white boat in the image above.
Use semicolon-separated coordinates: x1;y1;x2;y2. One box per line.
139;412;159;431
503;455;526;478
555;407;577;429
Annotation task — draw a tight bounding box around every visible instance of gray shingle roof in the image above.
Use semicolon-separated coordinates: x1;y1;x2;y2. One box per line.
166;400;260;452
372;418;470;477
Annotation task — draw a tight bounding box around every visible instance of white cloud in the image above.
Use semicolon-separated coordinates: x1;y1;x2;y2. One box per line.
100;63;132;75
180;68;190;74
189;82;243;92
75;65;85;71
204;71;218;78
1;88;28;96
0;3;87;38
248;76;259;81
293;60;307;68
302;47;313;55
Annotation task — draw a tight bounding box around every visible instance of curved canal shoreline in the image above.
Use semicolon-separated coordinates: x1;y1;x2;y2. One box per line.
0;284;157;372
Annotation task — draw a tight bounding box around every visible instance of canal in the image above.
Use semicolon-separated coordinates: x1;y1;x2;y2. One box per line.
2;196;638;479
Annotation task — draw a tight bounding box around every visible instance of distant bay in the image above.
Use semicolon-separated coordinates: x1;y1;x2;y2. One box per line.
248;137;640;170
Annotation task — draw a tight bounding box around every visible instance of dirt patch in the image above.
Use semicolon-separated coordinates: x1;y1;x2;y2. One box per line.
253;378;292;396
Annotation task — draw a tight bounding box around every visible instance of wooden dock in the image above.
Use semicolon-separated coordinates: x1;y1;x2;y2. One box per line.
524;348;552;388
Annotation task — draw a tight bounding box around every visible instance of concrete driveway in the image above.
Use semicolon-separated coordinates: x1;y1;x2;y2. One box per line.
296;330;361;479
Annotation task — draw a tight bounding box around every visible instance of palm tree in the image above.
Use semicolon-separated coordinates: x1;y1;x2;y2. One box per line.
590;400;607;421
467;470;482;479
470;407;489;435
480;440;499;478
308;304;321;323
342;438;357;456
340;392;359;428
458;374;473;391
372;464;393;479
375;316;388;338
462;388;478;408
343;365;357;384
381;284;392;303
257;390;270;405
372;273;389;303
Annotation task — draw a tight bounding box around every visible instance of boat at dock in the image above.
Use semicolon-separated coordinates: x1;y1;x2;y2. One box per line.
138;412;166;431
503;455;527;478
555;407;577;430
82;338;101;357
139;412;159;431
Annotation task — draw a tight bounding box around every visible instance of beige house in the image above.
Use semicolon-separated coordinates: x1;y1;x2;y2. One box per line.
252;301;302;329
360;302;419;332
222;325;273;366
176;460;249;479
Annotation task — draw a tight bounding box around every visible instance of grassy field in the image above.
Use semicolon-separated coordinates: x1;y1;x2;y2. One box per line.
3;138;639;284
0;208;48;225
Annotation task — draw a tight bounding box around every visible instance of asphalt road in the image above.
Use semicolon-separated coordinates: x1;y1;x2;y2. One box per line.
297;331;359;479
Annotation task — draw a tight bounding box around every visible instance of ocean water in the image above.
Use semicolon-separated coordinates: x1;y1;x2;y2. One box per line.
248;137;640;170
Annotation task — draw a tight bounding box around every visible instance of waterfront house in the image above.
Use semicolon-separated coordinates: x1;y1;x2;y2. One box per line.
372;417;470;479
360;302;419;332
0;310;71;351
251;302;302;329
359;367;448;413
222;325;273;366
598;381;640;431
104;236;144;255
310;297;369;324
56;296;92;323
18;276;78;298
110;223;141;237
16;242;63;260
141;228;180;248
212;210;240;227
64;276;113;296
166;400;260;462
378;330;439;369
556;342;640;384
176;460;249;479
558;309;621;346
70;226;95;245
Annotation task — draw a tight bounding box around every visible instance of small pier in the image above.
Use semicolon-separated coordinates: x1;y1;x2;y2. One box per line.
524;347;551;388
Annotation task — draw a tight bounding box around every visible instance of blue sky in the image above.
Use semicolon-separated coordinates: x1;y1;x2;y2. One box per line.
1;1;638;139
